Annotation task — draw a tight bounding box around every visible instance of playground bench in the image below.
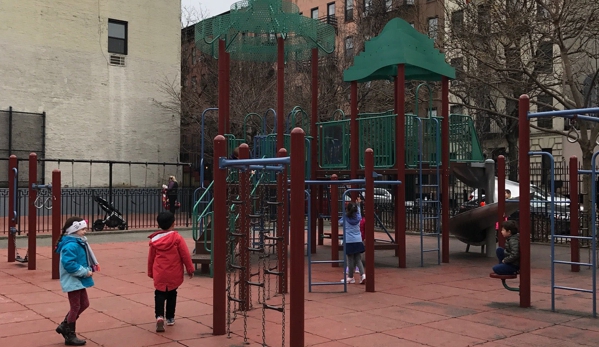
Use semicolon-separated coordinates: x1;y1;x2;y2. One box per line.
489;272;519;292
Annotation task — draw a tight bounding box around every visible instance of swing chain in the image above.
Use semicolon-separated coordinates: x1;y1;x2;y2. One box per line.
33;184;53;210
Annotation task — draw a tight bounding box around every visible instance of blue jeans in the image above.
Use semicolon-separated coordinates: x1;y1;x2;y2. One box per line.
492;247;519;275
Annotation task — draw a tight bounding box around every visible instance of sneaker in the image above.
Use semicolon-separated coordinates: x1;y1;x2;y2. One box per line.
354;267;360;273
341;277;356;284
360;274;366;285
166;318;175;326
156;316;165;332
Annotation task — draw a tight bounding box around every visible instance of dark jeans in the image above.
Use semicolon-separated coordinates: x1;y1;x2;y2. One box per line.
492;247;519;275
168;195;177;214
155;288;178;319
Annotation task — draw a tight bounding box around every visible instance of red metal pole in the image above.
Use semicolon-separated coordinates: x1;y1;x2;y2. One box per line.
330;175;339;267
277;37;285;151
310;48;318;254
217;40;226;136
289;128;305;347
52;170;61;279
317;185;324;246
239;144;250;311
518;94;531;308
225;51;231;134
350;82;358;186
28;153;37;270
441;76;450;263
365;149;375;292
497;155;506;247
212;135;227;335
569;156;580;272
8;155;17;263
395;65;406;268
277;148;288;294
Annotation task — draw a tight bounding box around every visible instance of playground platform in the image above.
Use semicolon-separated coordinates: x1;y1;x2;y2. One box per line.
1;230;597;347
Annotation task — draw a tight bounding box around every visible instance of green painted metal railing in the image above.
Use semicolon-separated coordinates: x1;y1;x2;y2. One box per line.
317;118;350;169
358;113;396;168
449;114;484;162
405;115;443;168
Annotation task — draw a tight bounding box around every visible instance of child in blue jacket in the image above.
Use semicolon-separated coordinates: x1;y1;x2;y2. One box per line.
54;217;100;346
339;202;366;284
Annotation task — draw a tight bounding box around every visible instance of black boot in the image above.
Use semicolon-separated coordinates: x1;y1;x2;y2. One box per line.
64;322;86;346
55;315;68;338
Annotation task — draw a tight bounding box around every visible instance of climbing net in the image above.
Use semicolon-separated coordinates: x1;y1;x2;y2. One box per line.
226;167;288;346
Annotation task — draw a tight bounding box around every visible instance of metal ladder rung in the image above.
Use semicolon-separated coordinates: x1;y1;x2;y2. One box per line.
248;247;264;253
553;285;594;294
266;201;282;205
247;281;264;287
230;232;245;237
230;264;245;270
311;281;347;286
553;260;594;266
228;296;244;303
422;217;440;221
231;200;244;205
263;303;284;312
421;200;439;204
421;185;439;188
551;235;595;240
423;249;439;253
248;214;262;218
310;260;344;264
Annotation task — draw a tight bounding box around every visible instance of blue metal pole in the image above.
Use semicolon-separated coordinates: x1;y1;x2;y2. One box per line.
527;108;599;119
591;151;599;318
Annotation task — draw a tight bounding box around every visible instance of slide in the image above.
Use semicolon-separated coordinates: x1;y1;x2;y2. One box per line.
448;201;519;245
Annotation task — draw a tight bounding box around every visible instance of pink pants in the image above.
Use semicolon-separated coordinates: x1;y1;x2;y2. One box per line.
67;289;90;323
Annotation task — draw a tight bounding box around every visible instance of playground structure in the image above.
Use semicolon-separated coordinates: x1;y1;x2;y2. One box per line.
506;95;597;317
7;153;63;279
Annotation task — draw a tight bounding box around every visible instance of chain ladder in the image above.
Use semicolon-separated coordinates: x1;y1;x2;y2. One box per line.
226;175;243;337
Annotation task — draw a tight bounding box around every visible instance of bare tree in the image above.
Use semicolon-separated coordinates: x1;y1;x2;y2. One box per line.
443;0;599;197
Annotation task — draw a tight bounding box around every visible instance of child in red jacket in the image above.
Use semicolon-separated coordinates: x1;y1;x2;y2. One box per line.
148;212;194;332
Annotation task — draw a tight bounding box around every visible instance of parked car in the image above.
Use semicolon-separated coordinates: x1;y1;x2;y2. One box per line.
345;188;394;210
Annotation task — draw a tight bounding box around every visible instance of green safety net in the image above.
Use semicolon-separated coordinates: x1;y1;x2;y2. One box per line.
195;0;336;61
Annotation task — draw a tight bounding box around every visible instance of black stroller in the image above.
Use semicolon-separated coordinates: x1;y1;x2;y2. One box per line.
93;196;128;231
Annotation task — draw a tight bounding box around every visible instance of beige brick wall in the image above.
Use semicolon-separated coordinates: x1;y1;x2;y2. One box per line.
0;0;181;186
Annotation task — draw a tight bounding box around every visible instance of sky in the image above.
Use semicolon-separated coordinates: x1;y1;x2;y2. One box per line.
181;0;238;19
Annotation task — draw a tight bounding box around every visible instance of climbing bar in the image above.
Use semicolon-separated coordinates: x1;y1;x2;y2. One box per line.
265;269;283;276
554;285;594;293
264;235;284;241
301;179;402;185
247;281;264;287
248;247;264;253
528;108;599;120
230;232;245;237
230;264;245;270
248;214;262;218
220;157;290;168
228;296;244;303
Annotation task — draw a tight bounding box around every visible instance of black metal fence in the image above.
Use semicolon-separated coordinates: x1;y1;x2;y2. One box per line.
1;157;196;234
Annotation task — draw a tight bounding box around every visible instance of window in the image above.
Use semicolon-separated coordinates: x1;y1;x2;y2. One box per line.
450;105;464;114
311;7;319;19
451;10;464;32
108;19;127;55
345;0;354;22
477;5;490;33
386;0;393;12
537;94;553;128
345;36;354;57
363;0;372;16
405;0;415;4
327;2;335;16
428;17;438;40
537;41;553;74
450;57;464;82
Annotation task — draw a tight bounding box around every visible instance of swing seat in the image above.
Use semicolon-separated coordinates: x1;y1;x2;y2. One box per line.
15;255;28;263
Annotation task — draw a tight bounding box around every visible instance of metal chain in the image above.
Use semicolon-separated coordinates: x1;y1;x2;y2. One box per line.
280;174;287;347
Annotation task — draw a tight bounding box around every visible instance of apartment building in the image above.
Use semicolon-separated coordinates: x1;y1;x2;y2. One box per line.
0;0;181;185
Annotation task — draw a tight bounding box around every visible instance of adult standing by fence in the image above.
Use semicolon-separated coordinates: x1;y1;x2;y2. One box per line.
166;176;179;214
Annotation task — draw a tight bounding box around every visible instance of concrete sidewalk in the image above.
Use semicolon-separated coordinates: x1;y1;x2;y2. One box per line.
0;232;597;347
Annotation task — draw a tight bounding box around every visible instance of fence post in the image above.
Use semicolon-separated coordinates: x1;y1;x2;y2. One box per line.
497;156;506;247
330;175;339;267
52;170;61;279
28;153;37;270
8;155;17;263
569;156;579;272
518;94;531;308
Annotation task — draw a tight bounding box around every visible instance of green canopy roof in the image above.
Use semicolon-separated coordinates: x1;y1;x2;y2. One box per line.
343;18;455;83
195;0;335;62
